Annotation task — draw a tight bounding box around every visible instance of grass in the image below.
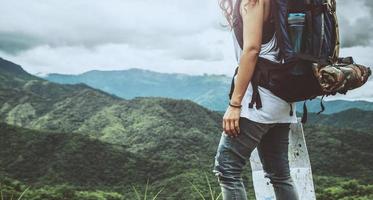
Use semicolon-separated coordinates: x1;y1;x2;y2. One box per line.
189;172;222;200
1;173;222;200
132;172;222;200
0;183;30;200
132;178;164;200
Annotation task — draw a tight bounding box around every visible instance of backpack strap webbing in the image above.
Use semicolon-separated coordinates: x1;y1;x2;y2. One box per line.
228;66;239;100
248;70;262;109
301;100;308;123
329;0;340;63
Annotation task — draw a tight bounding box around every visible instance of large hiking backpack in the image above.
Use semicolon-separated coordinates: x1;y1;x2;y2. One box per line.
229;0;371;123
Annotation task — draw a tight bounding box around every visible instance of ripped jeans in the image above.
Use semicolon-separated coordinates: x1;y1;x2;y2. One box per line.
212;117;299;200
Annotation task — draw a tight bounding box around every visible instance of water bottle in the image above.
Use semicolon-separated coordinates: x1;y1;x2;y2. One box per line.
288;13;306;75
288;13;306;53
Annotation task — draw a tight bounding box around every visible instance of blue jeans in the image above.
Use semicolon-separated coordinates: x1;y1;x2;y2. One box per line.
212;117;299;200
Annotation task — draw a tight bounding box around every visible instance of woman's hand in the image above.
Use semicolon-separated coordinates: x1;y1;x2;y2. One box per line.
222;105;241;137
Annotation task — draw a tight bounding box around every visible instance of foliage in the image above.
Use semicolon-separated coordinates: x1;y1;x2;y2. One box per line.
0;177;124;200
131;178;164;200
306;108;373;132
188;172;222;200
316;178;373;200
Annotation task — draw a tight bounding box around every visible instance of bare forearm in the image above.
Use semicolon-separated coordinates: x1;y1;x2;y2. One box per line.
230;50;259;105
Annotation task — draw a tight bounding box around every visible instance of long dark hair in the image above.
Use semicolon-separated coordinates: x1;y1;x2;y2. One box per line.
218;0;259;28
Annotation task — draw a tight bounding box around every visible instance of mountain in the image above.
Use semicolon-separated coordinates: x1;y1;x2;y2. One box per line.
45;69;231;111
44;69;373;113
303;124;373;183
0;57;225;199
2;122;373;199
296;99;373;114
1;57;373;199
0;57;222;161
0;123;156;187
0;123;191;199
0;58;36;89
306;109;373;133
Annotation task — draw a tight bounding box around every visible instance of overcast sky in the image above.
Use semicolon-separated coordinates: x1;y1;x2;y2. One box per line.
0;0;372;100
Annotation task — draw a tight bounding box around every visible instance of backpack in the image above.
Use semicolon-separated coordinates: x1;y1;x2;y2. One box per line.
229;0;371;123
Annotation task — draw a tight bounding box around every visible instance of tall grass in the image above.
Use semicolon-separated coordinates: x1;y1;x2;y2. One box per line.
189;172;222;200
0;183;30;200
132;178;164;200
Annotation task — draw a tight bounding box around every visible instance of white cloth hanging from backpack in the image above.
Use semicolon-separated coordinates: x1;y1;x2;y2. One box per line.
232;31;298;124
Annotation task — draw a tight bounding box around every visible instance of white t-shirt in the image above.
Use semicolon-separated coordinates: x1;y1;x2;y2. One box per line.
232;31;298;124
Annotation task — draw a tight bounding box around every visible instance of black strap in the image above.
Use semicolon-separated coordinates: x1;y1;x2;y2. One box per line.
249;70;263;109
248;82;256;108
288;3;328;14
296;53;330;66
249;83;262;109
232;0;275;49
338;57;354;65
289;103;294;116
228;64;263;110
317;95;326;115
301;100;308;124
228;66;239;100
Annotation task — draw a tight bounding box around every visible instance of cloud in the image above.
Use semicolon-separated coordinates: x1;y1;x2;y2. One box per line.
0;0;222;52
0;29;235;76
0;0;240;75
337;0;373;48
0;0;371;78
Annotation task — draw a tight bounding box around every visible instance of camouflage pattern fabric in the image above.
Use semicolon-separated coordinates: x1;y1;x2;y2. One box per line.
313;62;371;95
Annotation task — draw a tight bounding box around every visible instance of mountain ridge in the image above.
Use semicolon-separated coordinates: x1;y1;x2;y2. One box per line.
44;68;373;113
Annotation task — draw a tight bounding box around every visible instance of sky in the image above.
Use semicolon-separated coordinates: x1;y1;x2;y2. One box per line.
0;0;372;101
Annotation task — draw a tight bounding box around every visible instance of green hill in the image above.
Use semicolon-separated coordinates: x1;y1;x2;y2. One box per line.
0;123;224;200
1;57;373;199
2;121;373;199
0;123;156;187
0;58;221;153
307;109;373;133
304;124;373;182
296;99;373;114
0;57;225;199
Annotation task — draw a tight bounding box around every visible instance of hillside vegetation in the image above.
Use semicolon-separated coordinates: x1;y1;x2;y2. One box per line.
1;57;373;199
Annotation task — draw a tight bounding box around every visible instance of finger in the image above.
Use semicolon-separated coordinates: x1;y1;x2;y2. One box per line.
230;119;237;137
226;119;233;137
234;119;240;135
223;119;229;136
230;119;238;137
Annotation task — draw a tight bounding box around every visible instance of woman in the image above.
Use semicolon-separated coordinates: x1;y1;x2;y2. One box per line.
212;0;300;199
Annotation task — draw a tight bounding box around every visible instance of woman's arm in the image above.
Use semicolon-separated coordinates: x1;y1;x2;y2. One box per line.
230;0;264;106
223;0;264;137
